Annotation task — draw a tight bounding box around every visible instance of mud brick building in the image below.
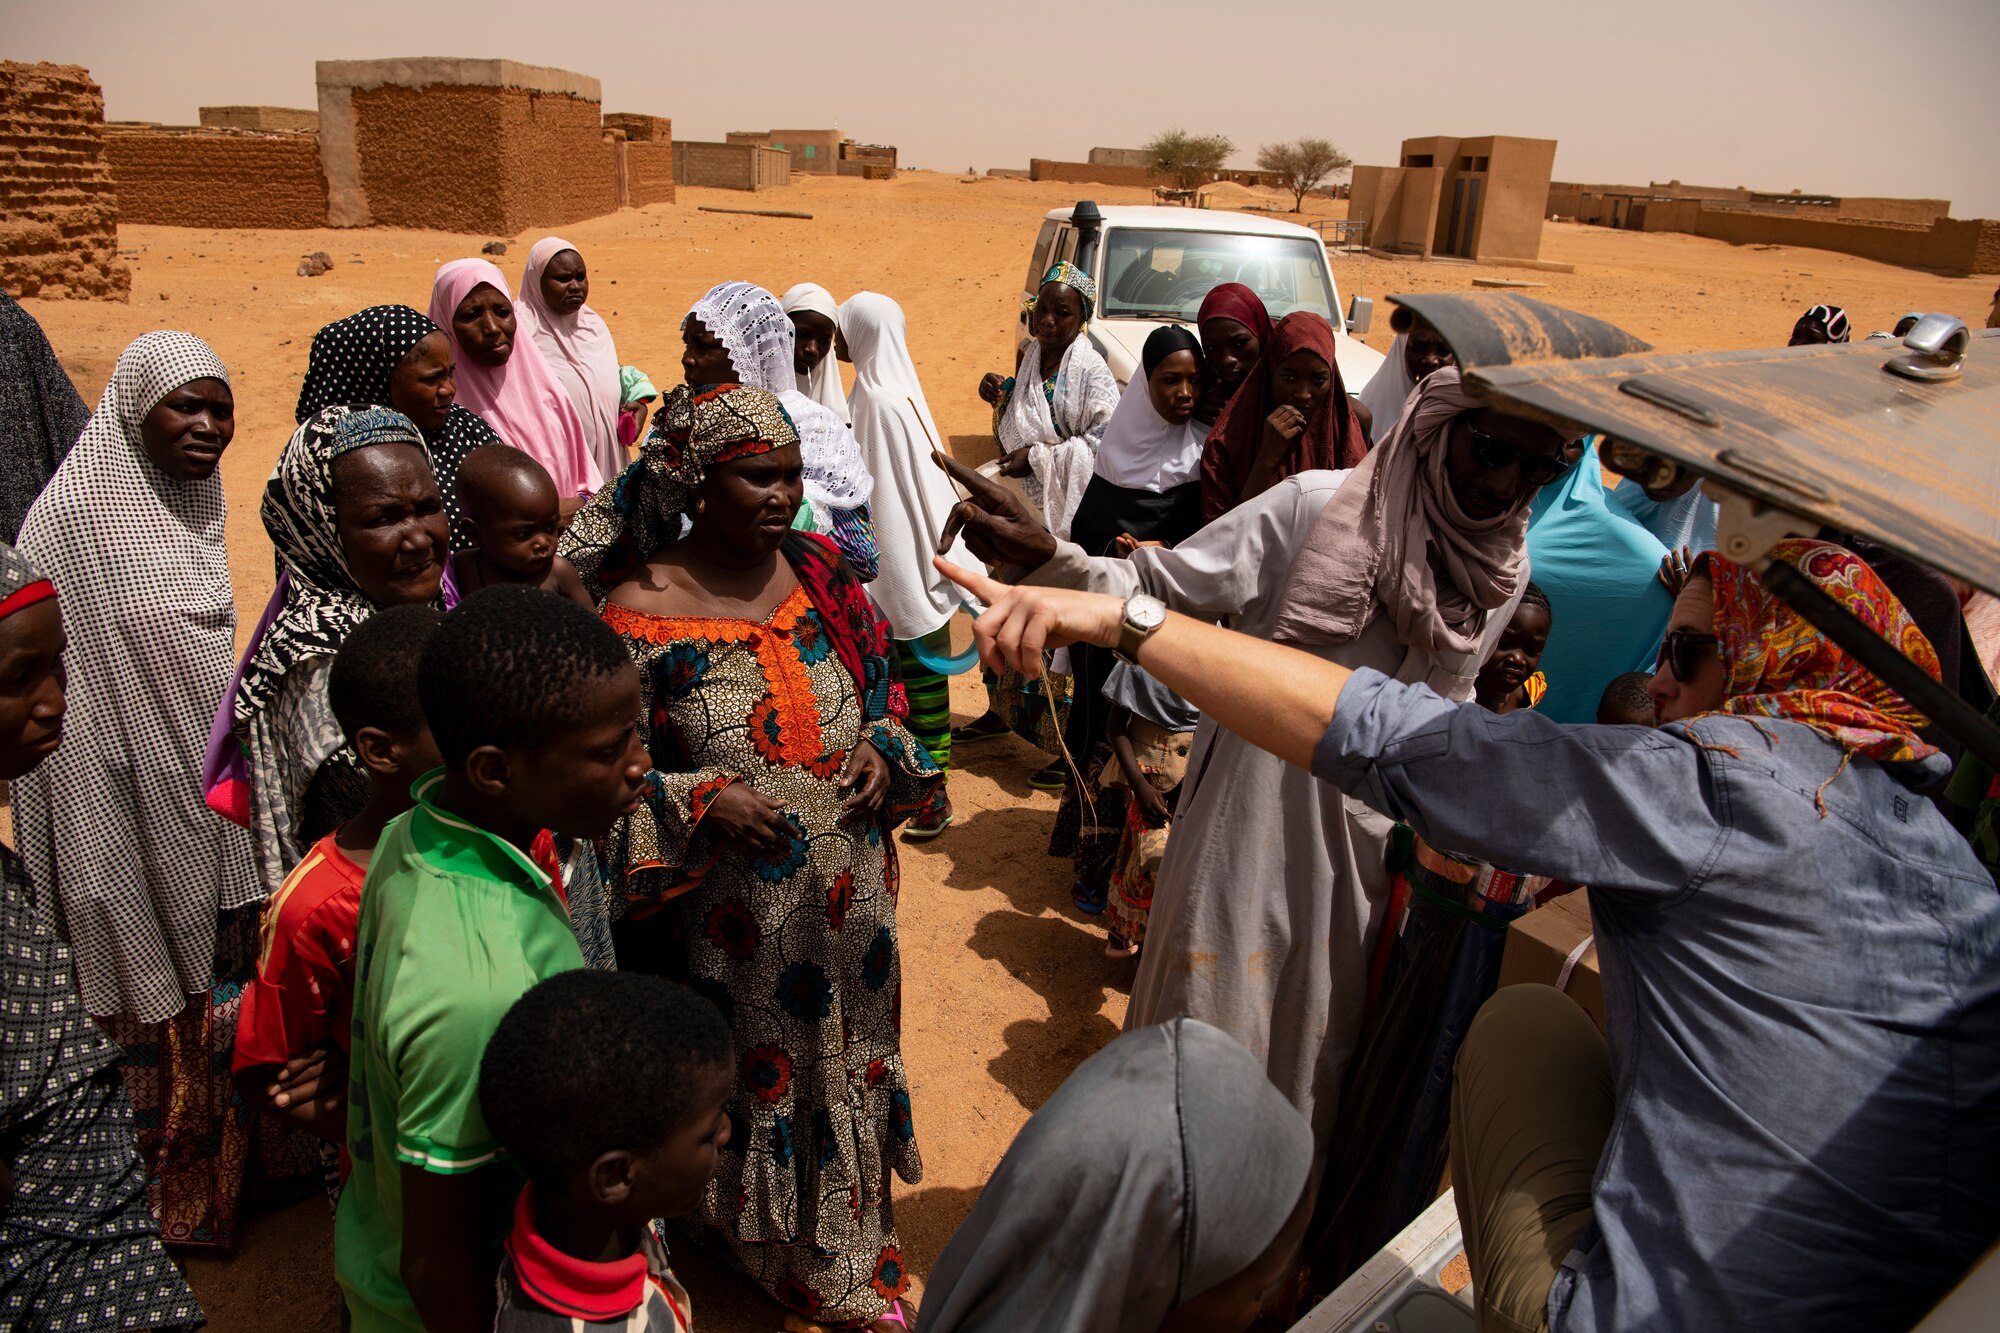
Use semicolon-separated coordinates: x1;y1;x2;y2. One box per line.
0;62;131;299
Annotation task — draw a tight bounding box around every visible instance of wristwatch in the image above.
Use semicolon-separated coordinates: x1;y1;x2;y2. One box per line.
1114;594;1168;664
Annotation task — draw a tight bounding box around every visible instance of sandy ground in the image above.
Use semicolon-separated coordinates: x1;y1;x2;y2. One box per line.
18;171;1995;1332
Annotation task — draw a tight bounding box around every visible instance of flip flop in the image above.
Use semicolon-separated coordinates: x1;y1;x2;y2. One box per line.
1028;760;1068;790
1073;878;1108;915
901;813;953;842
949;713;1012;745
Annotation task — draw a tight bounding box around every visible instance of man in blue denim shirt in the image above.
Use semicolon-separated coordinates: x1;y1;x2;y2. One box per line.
937;542;2000;1332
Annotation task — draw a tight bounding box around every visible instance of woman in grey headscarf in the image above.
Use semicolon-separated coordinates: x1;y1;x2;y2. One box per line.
917;1017;1313;1333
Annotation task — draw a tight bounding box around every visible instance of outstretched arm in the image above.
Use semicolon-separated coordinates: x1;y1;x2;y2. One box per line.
935;558;1349;771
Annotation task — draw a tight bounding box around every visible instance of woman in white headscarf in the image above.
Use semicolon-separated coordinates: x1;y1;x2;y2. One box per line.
782;281;850;423
1355;307;1455;444
681;281;878;578
520;237;626;484
917;1018;1313;1333
980;261;1120;540
839;291;980;836
13;331;293;1247
959;262;1121;775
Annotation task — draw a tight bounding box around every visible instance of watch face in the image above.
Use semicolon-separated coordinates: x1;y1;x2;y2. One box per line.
1128;595;1167;631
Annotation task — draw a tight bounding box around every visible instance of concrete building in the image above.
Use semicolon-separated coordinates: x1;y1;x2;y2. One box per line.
1545;177;1995;276
675;141;791;191
0;61;130;299
839;141;896;179
1348;135;1557;263
727;128;843;176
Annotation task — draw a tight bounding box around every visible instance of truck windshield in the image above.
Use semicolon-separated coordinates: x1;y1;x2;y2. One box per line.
1098;229;1337;324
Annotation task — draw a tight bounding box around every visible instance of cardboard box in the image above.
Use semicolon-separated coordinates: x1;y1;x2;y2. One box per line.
1496;889;1603;1031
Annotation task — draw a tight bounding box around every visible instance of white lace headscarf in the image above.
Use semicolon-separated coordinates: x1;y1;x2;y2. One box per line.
683;281;872;512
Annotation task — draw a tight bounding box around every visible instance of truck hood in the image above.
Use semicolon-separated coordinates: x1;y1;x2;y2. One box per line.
1089;318;1387;394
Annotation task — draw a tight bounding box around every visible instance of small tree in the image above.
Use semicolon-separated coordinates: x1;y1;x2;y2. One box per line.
1257;137;1353;212
1143;130;1235;193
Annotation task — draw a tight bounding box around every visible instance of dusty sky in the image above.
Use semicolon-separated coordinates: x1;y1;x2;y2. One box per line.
13;0;1999;216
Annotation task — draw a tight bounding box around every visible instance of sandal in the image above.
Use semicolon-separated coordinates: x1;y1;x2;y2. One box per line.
949;712;1012;745
1105;931;1140;960
1073;877;1108;915
1028;760;1068;790
901;813;953;842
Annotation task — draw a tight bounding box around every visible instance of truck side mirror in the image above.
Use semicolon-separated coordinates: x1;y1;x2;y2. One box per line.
1347;296;1374;337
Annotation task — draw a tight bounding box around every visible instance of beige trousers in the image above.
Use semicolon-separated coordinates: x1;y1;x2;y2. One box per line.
1449;984;1614;1333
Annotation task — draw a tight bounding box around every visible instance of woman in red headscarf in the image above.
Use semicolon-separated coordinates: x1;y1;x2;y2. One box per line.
1194;282;1273;427
1199;311;1367;521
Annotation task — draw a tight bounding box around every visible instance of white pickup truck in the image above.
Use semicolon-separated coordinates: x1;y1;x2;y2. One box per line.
1014;201;1384;394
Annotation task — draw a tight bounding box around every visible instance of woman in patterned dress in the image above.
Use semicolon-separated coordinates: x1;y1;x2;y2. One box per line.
0;541;205;1330
563;384;940;1330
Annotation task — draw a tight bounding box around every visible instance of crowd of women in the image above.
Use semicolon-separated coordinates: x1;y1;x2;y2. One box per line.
0;241;1997;1333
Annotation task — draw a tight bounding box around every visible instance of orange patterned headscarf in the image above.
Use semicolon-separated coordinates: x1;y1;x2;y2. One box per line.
1704;538;1940;765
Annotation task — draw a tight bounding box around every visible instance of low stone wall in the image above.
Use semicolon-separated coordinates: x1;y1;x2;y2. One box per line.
106;128;327;228
199;105;318;132
0;61;130;299
1030;158;1154;187
1692;206;1996;277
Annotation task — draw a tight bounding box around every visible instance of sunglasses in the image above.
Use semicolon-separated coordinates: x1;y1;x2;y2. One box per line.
1462;418;1575;488
1656;628;1721;682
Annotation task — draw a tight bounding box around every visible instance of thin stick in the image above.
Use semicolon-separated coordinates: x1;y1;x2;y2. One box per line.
910;398;955;475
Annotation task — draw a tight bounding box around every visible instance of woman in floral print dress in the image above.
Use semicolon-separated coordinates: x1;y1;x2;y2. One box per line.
562;384;938;1330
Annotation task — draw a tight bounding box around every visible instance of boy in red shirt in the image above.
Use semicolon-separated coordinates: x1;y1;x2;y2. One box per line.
232;605;443;1150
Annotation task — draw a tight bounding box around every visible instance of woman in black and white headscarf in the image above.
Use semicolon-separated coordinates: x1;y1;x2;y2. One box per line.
235;405;451;902
295;302;501;547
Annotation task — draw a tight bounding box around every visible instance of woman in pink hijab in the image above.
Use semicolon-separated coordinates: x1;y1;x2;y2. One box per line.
426;258;600;503
519;238;626;484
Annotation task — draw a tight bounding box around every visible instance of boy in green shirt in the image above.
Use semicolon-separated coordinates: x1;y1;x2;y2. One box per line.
338;587;650;1332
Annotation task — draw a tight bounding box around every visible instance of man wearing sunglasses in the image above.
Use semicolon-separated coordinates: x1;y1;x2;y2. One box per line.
1448;412;1576;521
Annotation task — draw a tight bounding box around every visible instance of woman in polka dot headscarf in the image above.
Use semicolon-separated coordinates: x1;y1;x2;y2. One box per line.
13;331;313;1248
296;303;502;549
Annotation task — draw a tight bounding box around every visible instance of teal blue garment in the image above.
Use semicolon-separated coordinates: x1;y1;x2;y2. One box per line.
1525;440;1674;722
